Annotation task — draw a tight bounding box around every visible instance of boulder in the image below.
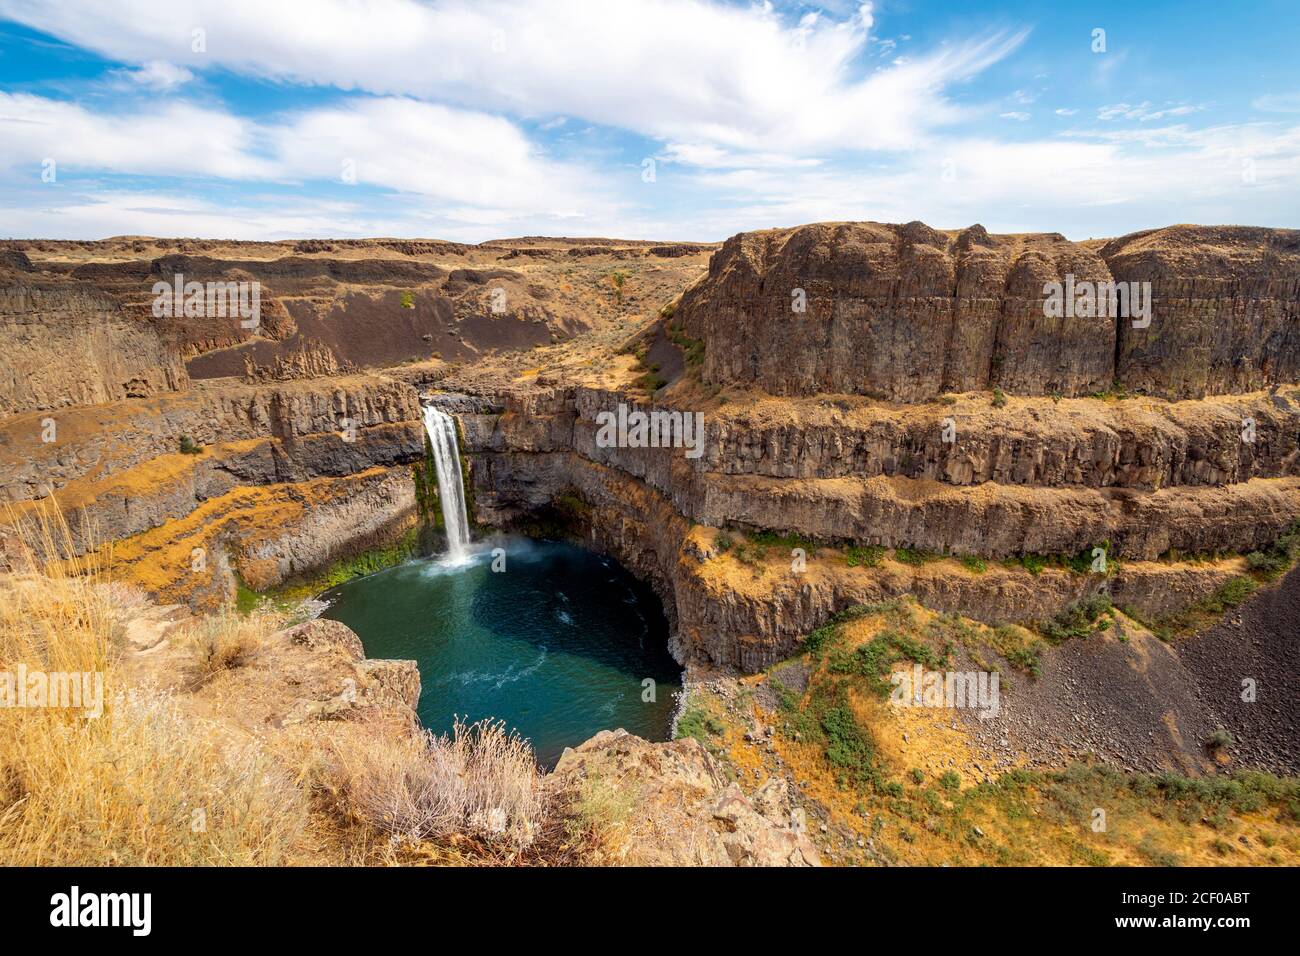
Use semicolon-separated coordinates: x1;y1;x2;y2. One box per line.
552;728;820;866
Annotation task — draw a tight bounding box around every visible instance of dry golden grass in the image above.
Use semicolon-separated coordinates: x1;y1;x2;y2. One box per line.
0;503;314;865
0;502;111;675
0;687;312;865
179;607;279;689
327;716;544;849
0;502;580;866
563;771;639;863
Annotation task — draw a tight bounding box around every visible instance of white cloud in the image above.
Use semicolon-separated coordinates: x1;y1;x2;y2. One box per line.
266;97;608;215
0;0;1027;154
0;0;1291;243
1098;101;1202;122
8;113;1300;242
660;142;822;169
119;60;194;91
0;190;375;240
0;92;619;228
1253;91;1300;114
666;122;1300;239
0;92;272;179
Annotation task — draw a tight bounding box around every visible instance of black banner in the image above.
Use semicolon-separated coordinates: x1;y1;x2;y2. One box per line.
0;865;1285;941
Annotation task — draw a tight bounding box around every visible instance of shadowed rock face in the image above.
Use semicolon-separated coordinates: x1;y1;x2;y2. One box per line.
676;221;1300;401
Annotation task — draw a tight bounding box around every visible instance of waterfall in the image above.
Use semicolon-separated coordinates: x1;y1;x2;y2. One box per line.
421;405;471;560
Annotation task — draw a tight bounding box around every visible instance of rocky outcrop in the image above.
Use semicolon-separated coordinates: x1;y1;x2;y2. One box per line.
276;619;422;724
676;221;1300;401
0;372;421;504
459;385;1300;563
552;728;820;866
0;283;187;416
1106;225;1300;397
243;339;355;383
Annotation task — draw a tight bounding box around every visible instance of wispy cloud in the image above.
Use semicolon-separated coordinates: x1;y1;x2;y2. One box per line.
0;0;1295;241
0;0;1026;154
0;92;620;228
1253;91;1300;114
1097;101;1203;122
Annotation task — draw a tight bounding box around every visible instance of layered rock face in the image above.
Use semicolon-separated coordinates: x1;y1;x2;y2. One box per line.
459;385;1300;560
0;282;187;416
676;221;1300;400
0;374;424;607
453;383;1299;669
1106;225;1300;396
0;235;714;386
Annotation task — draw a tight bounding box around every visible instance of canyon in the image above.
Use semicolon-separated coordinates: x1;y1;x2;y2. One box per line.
2;221;1298;864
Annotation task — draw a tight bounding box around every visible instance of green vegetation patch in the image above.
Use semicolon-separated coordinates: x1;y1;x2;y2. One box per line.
674;698;725;753
827;628;948;696
246;527;422;609
748;529;816;551
1128;575;1257;641
1245;520;1300;579
665;320;705;368
893;547;943;567
1038;593;1113;644
845;544;886;568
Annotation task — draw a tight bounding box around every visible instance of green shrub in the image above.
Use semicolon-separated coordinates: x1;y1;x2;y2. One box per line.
1244;522;1300;579
750;529;817;552
1039;593;1113;644
665;321;705;367
846;545;885;568
178;435;204;455
1208;576;1257;611
828;628;945;695
1207;728;1235;751
675;701;724;750
894;547;942;567
821;702;878;788
802;620;841;657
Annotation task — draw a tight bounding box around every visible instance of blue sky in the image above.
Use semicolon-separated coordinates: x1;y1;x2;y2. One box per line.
1;0;1297;242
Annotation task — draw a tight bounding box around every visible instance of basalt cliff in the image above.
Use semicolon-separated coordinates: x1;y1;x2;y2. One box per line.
2;222;1299;865
4;223;1299;666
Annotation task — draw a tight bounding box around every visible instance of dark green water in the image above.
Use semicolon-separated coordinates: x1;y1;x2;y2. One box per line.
320;537;682;768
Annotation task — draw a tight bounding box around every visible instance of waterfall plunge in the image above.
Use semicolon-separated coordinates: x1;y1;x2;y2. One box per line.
421;405;471;561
